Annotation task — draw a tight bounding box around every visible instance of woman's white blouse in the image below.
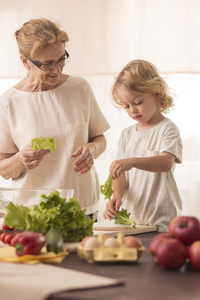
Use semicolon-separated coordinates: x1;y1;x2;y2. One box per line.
0;76;110;213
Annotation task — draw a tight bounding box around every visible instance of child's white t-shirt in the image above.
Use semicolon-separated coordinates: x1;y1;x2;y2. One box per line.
117;118;182;232
0;76;110;214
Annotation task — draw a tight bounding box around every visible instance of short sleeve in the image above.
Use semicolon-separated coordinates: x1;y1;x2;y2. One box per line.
0;89;18;153
84;80;110;138
160;122;183;164
116;129;127;160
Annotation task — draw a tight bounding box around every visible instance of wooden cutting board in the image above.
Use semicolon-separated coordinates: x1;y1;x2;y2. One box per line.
93;222;157;237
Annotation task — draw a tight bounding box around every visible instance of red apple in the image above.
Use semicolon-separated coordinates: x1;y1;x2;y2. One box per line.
185;245;190;258
169;216;200;245
149;233;170;262
188;241;200;270
156;238;187;270
168;216;180;234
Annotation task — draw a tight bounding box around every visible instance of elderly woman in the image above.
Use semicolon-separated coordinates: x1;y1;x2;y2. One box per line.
0;18;110;219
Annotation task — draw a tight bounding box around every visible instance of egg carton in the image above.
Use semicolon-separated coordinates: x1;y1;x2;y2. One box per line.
77;233;145;263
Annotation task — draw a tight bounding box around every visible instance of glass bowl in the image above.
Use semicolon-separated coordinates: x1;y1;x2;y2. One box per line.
0;188;74;221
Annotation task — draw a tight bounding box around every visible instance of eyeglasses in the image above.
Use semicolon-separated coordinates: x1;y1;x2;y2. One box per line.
27;50;69;71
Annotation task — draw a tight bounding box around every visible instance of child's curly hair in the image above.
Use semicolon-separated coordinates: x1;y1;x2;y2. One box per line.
112;60;174;114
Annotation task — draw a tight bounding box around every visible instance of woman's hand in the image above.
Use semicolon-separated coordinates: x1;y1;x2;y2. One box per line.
71;134;107;174
71;144;95;174
103;196;122;221
18;147;50;170
109;159;132;179
0;147;50;180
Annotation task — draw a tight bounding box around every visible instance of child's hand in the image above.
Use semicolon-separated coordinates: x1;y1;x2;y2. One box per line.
109;159;132;179
103;197;122;221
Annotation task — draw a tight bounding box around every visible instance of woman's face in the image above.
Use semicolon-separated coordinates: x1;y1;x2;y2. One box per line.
26;42;66;89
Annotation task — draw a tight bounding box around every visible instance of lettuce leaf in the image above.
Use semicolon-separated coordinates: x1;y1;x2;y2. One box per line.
3;202;30;231
4;191;94;242
100;174;136;228
31;137;56;153
114;209;136;228
100;174;113;200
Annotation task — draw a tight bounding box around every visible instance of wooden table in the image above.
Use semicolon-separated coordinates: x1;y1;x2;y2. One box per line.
49;232;200;300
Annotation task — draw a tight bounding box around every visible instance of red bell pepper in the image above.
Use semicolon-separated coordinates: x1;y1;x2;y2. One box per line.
10;232;23;247
11;231;46;256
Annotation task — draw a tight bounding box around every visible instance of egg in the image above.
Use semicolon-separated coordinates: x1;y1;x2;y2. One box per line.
105;236;112;240
104;237;120;248
81;236;91;246
124;236;142;248
84;237;101;249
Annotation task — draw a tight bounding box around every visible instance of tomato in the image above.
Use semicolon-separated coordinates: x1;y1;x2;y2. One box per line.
2;222;14;231
4;233;15;245
0;232;9;243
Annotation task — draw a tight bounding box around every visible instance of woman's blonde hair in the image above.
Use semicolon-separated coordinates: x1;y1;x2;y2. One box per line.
112;60;174;113
15;18;69;58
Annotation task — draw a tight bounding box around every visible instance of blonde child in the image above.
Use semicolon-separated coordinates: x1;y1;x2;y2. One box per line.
103;60;182;232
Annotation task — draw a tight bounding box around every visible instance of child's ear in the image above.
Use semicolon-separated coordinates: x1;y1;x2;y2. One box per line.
155;93;160;100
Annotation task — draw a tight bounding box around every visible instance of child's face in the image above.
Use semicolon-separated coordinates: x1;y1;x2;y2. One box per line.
117;88;161;125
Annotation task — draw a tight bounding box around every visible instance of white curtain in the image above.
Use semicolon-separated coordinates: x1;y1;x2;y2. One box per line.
0;0;200;77
0;0;200;219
